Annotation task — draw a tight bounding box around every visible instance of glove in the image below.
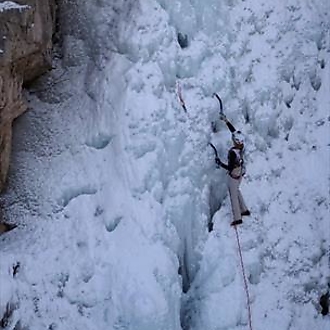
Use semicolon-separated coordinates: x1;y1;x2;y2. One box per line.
215;157;221;166
219;113;227;121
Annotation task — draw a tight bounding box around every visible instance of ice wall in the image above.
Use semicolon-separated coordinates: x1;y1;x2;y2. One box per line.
0;0;329;330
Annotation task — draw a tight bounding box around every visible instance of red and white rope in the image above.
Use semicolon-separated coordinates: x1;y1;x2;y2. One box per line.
234;227;253;330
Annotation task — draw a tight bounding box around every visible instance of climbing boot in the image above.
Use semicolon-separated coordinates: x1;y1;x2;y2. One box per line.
0;223;17;234
320;291;329;316
241;210;251;217
230;219;243;226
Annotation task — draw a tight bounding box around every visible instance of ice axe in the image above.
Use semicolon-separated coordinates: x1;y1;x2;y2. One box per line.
209;142;219;159
213;93;225;119
209;142;222;167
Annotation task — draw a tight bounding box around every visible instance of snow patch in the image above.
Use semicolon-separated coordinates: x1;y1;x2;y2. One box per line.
0;1;29;12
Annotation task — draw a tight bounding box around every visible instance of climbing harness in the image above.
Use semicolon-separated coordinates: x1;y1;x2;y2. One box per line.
229;147;246;179
234;227;253;330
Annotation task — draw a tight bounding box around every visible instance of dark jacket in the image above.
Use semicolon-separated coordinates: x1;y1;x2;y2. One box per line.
219;121;245;178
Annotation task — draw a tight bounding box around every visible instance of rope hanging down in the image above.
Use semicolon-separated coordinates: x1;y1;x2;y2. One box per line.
234;227;253;330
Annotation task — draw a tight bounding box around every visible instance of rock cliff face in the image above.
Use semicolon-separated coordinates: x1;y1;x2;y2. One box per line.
0;0;56;192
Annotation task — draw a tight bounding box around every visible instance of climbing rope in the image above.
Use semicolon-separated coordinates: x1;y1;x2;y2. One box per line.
234;227;253;330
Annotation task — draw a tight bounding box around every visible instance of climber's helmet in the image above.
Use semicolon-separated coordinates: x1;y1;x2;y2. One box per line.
232;131;245;147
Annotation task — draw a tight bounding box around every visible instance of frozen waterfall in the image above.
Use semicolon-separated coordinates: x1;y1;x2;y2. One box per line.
0;1;329;330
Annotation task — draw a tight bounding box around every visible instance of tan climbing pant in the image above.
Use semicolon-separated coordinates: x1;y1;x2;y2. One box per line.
228;175;248;221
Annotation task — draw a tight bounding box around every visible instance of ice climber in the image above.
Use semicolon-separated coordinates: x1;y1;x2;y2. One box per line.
215;115;251;226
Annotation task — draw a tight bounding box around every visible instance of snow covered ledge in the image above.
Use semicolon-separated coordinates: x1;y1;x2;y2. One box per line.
0;0;56;192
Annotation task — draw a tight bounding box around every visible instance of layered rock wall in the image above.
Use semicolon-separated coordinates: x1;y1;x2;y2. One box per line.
0;0;56;191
